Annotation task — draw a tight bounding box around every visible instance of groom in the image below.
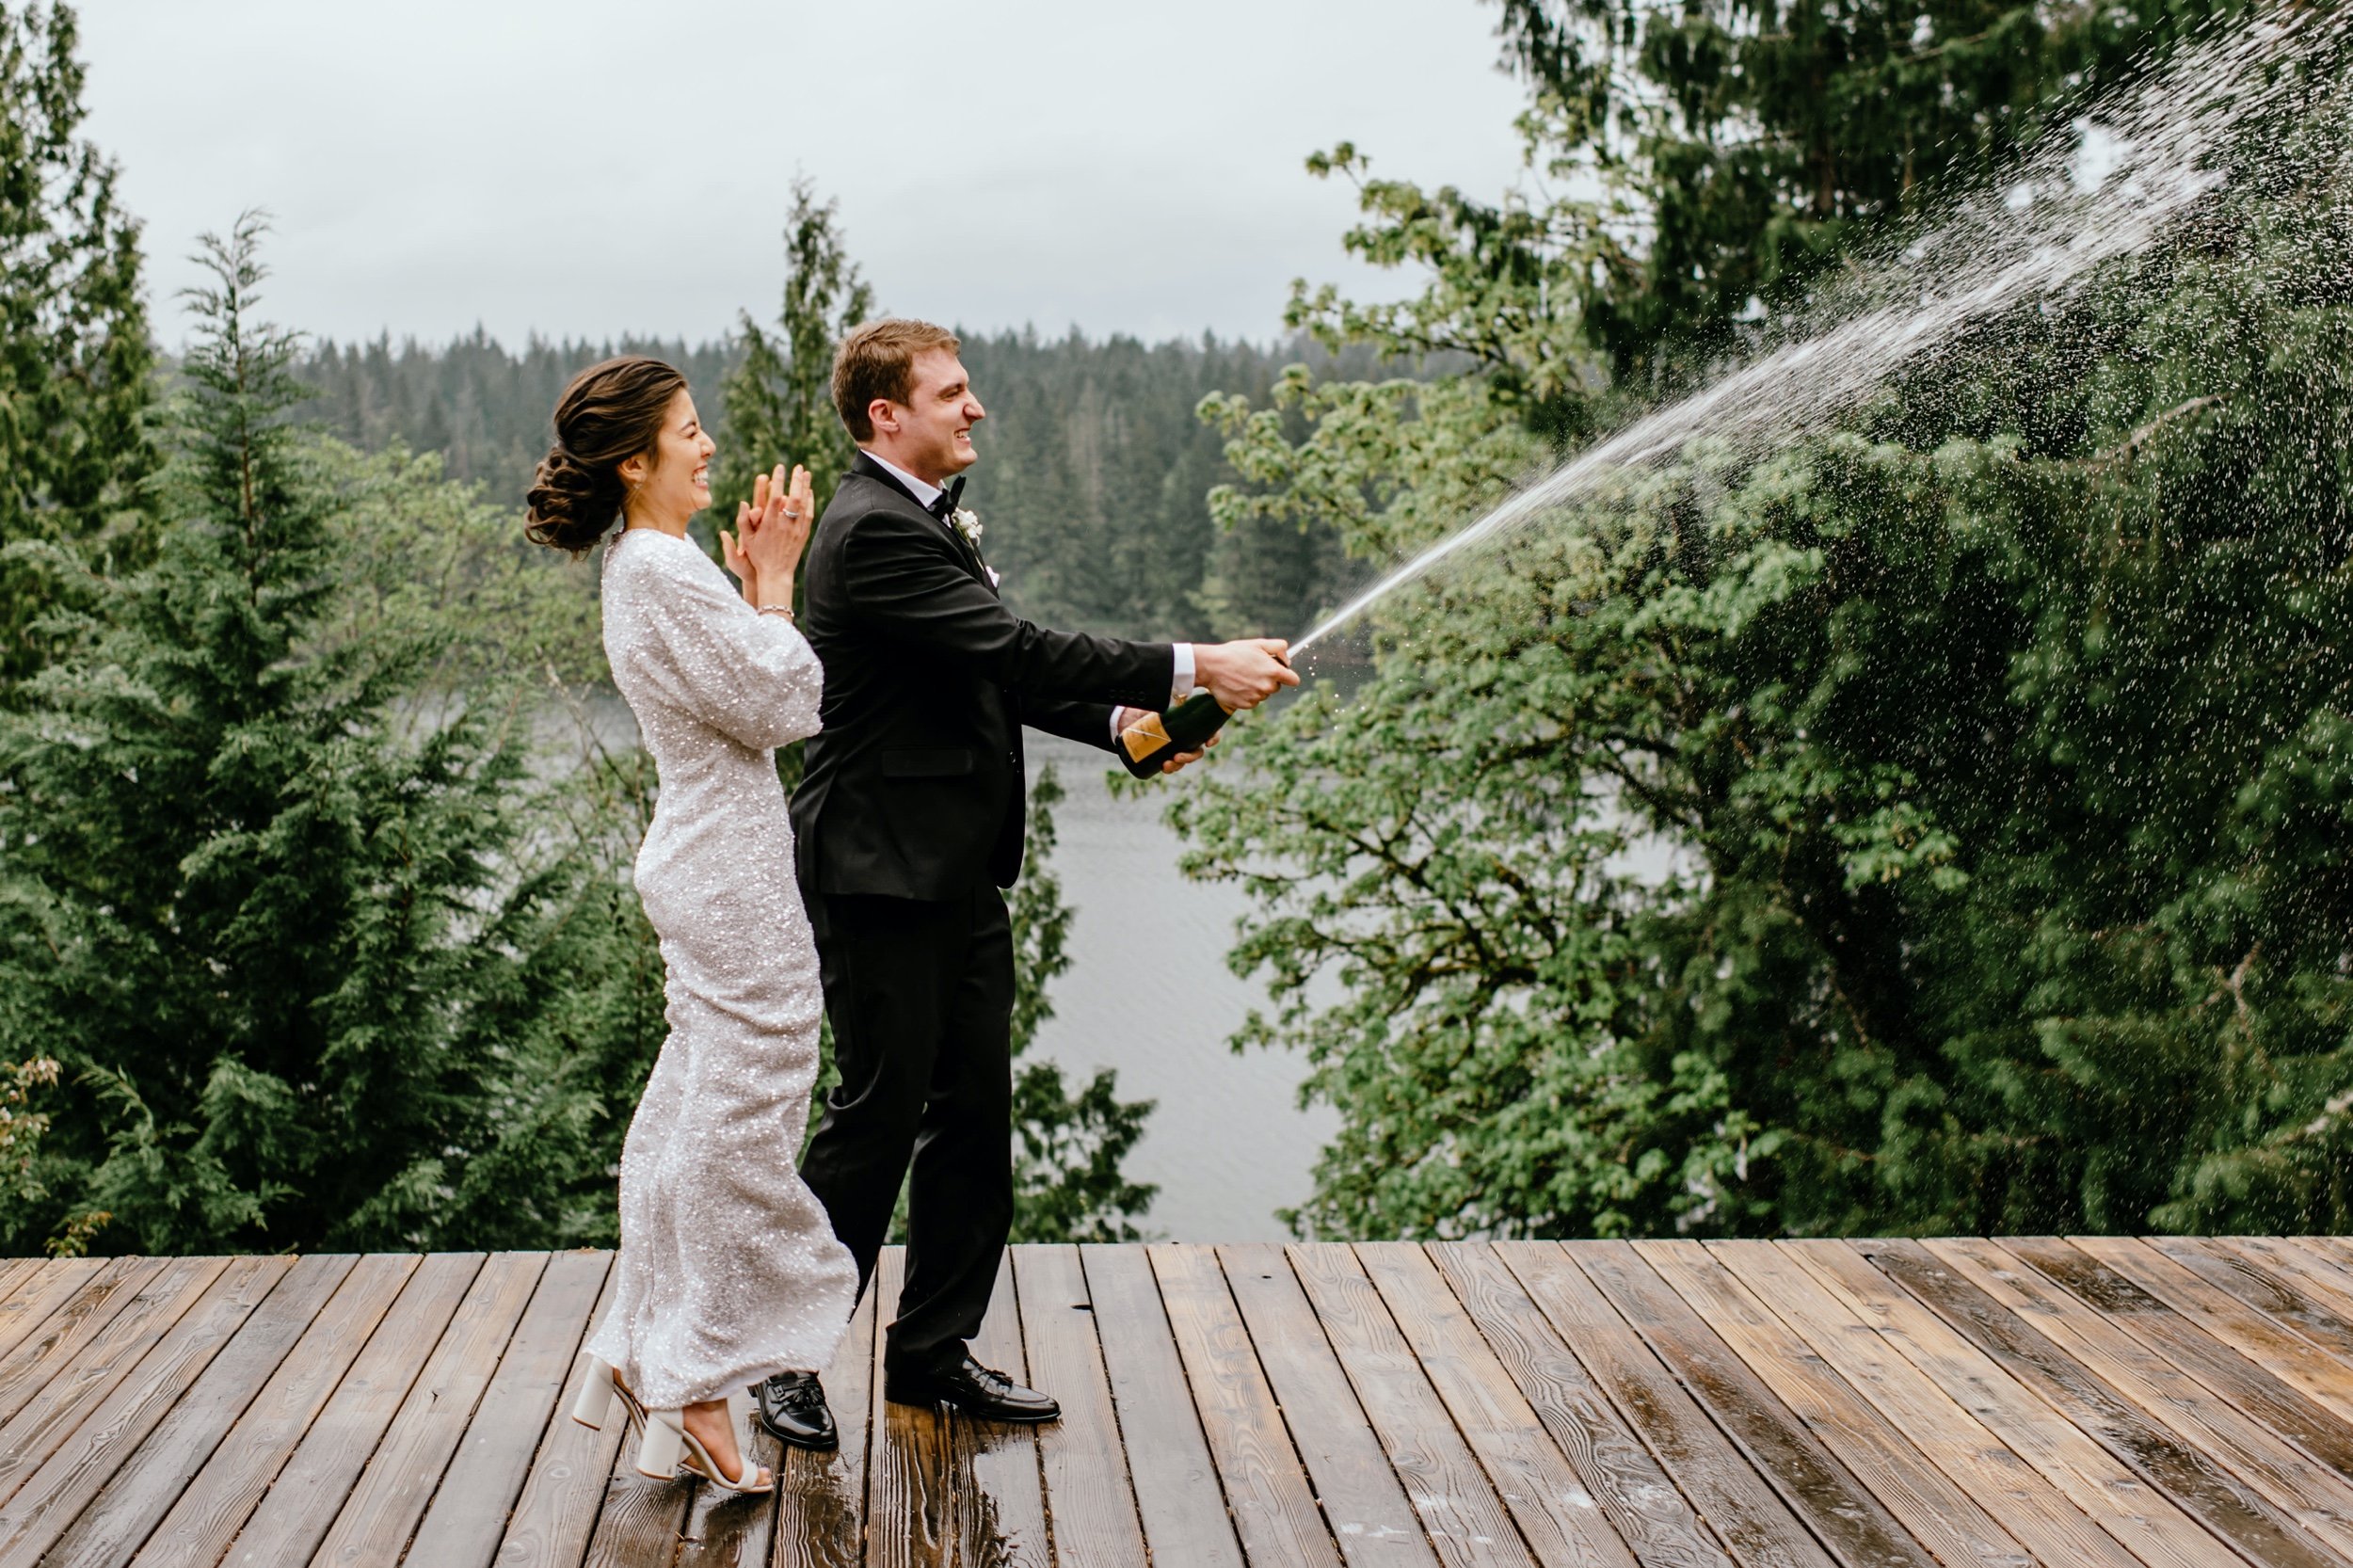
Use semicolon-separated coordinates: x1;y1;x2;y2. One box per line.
757;318;1296;1445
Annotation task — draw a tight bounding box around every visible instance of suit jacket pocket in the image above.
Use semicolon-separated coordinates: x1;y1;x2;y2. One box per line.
879;746;977;778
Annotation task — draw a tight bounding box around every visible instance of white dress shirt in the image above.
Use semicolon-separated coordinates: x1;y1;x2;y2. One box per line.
859;449;1196;737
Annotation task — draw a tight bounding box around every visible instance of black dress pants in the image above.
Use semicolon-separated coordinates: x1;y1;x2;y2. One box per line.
798;881;1015;1372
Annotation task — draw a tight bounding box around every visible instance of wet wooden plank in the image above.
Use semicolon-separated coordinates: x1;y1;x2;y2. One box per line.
1150;1242;1343;1568
307;1251;549;1568
1354;1242;1638;1568
2146;1238;2353;1368
223;1253;485;1568
481;1256;622;1568
674;1396;784;1568
1429;1244;1731;1568
1012;1245;1145;1567
406;1251;613;1568
1497;1244;1838;1568
2289;1238;2353;1296
129;1254;418;1568
1081;1244;1244;1568
2070;1237;2353;1428
0;1256;287;1545
0;1257;227;1509
1708;1241;2143;1568
1894;1239;2353;1568
1286;1244;1534;1568
576;1390;693;1568
1632;1240;2031;1568
2222;1239;2353;1324
0;1262;40;1307
4;1254;357;1568
952;1251;1047;1568
0;1257;163;1426
866;1247;952;1568
1785;1240;2249;1568
1998;1238;2353;1493
772;1272;877;1568
1220;1243;1438;1566
1566;1244;1931;1568
0;1257;105;1364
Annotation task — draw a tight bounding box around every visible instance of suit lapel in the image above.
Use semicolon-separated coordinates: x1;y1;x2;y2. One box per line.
849;452;994;591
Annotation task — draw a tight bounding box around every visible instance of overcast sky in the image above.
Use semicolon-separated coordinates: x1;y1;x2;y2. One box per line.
77;1;1536;351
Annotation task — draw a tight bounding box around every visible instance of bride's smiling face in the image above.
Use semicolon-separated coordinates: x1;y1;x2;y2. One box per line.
620;389;715;523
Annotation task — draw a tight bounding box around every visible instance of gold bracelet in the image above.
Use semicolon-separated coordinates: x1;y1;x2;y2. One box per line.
758;603;794;621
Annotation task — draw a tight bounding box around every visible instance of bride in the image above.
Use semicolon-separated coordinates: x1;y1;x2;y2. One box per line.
524;356;857;1494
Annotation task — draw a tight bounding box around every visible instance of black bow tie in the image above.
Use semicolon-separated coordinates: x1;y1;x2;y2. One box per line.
926;477;966;521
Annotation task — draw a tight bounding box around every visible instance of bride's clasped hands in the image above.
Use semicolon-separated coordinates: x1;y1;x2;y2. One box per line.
722;461;817;615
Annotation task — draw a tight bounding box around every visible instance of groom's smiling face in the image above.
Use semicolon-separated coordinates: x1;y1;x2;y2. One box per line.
880;349;984;485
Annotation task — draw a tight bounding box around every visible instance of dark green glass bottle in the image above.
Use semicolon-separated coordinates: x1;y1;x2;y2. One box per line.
1117;690;1231;777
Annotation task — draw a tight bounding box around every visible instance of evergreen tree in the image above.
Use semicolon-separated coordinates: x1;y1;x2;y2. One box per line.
0;216;655;1252
0;1;154;684
1481;0;2252;383
716;177;872;521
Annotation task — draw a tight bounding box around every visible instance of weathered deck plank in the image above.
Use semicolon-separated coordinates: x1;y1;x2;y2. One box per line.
1219;1242;1437;1566
769;1274;875;1568
1152;1242;1343;1568
1286;1243;1532;1568
864;1248;952;1568
1709;1240;2145;1568
1081;1245;1244;1568
227;1253;484;1568
952;1251;1048;1568
1868;1239;2345;1568
11;1255;355;1568
1356;1242;1639;1568
1011;1244;1138;1568
0;1257;229;1516
1497;1244;1839;1568
306;1250;548;1568
127;1253;416;1568
0;1240;2349;1567
404;1251;610;1568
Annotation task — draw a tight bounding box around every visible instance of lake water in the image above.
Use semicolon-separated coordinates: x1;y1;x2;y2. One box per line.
1020;734;1337;1241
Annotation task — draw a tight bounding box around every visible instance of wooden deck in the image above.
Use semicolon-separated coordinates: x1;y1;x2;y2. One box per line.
3;1241;2353;1566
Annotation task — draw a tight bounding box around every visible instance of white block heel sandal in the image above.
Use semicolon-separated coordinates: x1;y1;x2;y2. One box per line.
570;1356;647;1434
638;1408;774;1494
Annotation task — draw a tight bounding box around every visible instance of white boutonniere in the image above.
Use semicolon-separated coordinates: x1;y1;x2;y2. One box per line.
951;507;984;548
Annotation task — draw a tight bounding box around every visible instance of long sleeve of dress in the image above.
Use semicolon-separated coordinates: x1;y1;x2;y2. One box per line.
625;541;823;753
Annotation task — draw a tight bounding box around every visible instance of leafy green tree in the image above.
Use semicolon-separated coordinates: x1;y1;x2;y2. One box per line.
0;1;154;684
1184;2;2350;1240
716;177;872;522
0;216;660;1253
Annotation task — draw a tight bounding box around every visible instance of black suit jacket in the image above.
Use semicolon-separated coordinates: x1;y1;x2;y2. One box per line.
791;452;1176;899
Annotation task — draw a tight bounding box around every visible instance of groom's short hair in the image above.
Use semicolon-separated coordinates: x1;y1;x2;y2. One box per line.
832;318;962;441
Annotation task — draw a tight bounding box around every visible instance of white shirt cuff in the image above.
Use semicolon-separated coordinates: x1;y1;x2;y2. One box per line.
1108;644;1197;744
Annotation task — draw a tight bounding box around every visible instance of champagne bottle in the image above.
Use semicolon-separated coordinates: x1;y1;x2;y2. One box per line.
1117;690;1232;778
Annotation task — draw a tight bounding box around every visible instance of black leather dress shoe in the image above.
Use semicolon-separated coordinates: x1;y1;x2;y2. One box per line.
753;1370;838;1450
883;1353;1061;1423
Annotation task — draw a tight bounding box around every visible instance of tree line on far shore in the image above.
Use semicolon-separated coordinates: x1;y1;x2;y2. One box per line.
294;321;1399;647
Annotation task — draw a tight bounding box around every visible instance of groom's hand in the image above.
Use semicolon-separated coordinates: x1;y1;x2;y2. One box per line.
1193;639;1300;712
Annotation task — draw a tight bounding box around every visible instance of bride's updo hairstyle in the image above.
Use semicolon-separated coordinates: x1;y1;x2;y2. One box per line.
525;356;689;555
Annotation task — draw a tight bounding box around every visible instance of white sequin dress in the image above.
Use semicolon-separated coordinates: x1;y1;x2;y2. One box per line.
583;525;857;1410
